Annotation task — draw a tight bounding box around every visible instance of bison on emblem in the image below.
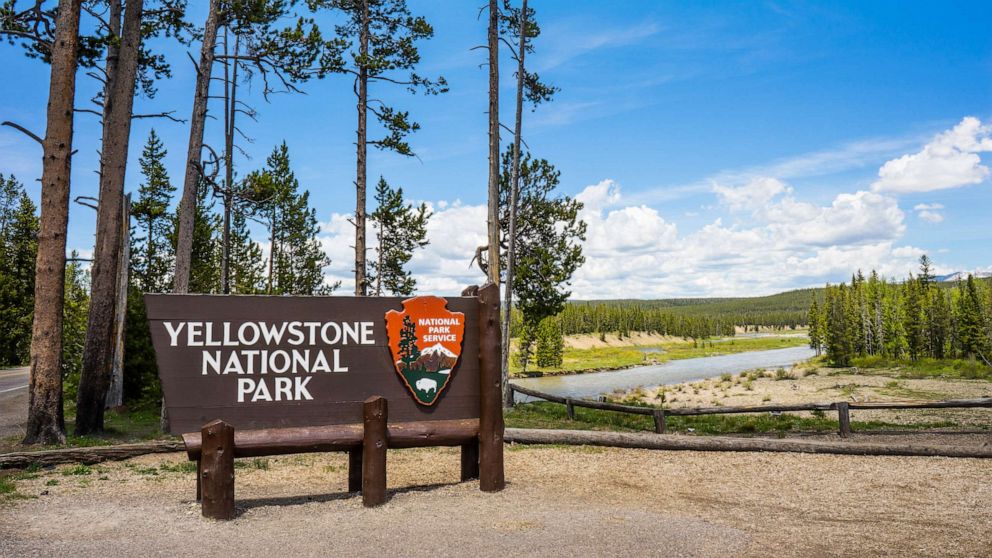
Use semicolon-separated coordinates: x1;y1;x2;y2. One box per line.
385;296;465;406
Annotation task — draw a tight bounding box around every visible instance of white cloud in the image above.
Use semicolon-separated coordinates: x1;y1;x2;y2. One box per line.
565;177;915;298
315;174;923;299
872;117;992;194
712;176;905;248
913;203;945;224
318;201;488;295
713;177;790;212
577;181;678;257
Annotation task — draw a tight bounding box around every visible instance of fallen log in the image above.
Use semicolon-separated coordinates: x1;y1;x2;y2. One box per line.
5;425;990;469
504;428;992;459
0;440;182;469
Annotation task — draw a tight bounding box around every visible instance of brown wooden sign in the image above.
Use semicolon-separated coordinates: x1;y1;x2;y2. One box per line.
145;294;481;435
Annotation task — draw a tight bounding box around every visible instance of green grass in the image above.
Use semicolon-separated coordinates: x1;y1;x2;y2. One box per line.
61;464;94;476
510;335;810;376
851;355;992;380
505;401;958;435
0;476;15;495
234;458;270;470
1;402;171;453
158;461;197;474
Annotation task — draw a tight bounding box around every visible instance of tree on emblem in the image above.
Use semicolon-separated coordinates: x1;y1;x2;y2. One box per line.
398;315;421;371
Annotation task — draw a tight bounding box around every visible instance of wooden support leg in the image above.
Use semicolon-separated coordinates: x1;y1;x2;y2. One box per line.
565;398;575;420
477;283;505;492
201;419;235;520
362;396;388;507
195;458;202;501
653;410;666;434
347;448;362;493
461;439;480;481
837;402;851;438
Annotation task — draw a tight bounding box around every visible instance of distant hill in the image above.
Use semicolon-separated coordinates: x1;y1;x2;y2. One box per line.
569;274;992;328
570;288;823;328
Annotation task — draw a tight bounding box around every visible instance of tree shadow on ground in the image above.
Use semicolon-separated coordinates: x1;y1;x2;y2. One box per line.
234;480;467;515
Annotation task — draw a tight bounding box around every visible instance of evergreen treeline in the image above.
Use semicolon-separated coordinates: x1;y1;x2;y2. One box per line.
511;302;737;341
122;133;337;404
578;290;817;330
0;175;39;367
809;256;992;367
0;175;89;391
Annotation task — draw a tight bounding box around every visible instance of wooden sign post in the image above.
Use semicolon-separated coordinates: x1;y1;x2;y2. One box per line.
146;285;505;519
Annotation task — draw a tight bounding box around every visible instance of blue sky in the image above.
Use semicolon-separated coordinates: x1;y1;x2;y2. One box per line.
1;0;990;298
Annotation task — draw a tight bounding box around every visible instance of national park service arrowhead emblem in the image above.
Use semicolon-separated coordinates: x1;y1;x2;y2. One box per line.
385;296;465;406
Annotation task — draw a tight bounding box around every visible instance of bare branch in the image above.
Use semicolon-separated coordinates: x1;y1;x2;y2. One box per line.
1;121;43;145
73;196;99;210
132;111;186;123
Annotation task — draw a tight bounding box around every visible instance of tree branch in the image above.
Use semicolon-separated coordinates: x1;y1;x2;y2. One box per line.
1;121;42;145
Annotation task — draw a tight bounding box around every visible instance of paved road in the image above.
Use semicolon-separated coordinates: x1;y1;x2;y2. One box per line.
0;366;29;440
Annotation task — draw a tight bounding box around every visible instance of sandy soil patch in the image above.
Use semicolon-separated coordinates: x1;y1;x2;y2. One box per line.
621;368;992;428
562;332;682;350
2;445;990;557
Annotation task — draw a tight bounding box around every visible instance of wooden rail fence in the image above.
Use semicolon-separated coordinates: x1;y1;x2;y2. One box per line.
508;383;992;438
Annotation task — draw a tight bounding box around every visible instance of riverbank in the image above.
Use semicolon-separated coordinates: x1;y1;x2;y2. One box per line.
510;333;809;378
556;358;992;434
2;445;989;557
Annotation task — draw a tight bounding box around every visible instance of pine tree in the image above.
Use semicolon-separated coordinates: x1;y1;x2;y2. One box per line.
245;143;334;296
369;177;430;296
274;190;332;295
169;179;220;294
0;176;39;366
929;288;951;359
903;274;924;361
956;275;987;359
824;285;854;366
61;253;90;401
807;298;822;356
534;317;563;368
498;149;586;341
309;0;446;295
131;129;176;293
514;320;536;372
398;315;420;369
227;211;266;295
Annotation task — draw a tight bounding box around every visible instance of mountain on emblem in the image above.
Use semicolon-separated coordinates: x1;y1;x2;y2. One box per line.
385;296;465;406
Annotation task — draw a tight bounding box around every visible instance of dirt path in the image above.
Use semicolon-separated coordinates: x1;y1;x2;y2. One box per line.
2;445;989;557
0;367;28;440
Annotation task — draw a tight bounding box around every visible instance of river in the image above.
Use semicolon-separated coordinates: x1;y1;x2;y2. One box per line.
511;345;816;400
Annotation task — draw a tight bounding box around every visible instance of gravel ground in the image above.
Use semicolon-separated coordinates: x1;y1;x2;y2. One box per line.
2;445;989;557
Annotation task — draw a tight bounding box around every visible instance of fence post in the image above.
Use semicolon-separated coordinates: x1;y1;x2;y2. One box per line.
201;419;235;520
461;440;480;481
362;396;388;507
477;283;505;492
347;448;362;492
653;409;666;434
566;398;575;420
836;402;851;438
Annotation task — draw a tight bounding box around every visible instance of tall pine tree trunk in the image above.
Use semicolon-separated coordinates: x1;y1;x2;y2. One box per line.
220;30;239;295
354;0;369;296
501;0;527;407
175;0;220;294
486;0;500;286
23;0;83;445
75;0;144;435
267;211;276;294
